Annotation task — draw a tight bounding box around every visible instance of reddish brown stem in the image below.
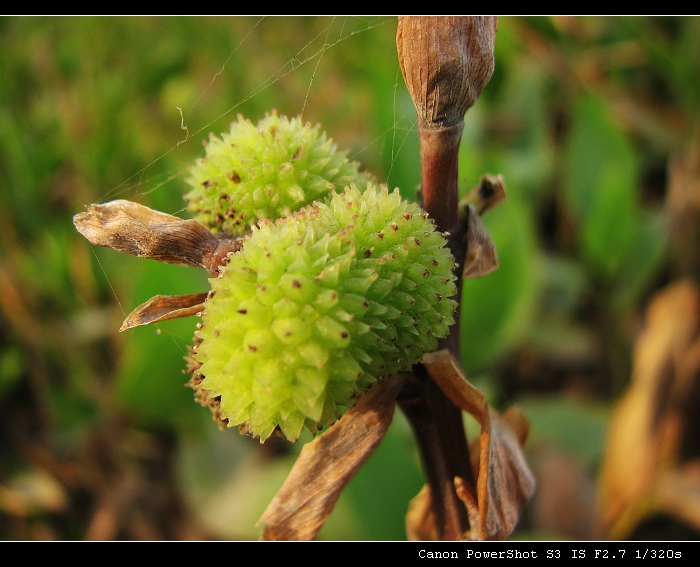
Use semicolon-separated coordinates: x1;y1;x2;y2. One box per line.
420;124;466;357
398;368;472;540
398;122;474;540
420;126;463;231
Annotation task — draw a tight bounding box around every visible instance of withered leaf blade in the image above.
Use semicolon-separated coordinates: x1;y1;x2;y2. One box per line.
598;279;700;539
464;407;536;541
73;200;241;274
461;174;507;216
406;485;436;541
647;462;700;535
258;376;407;541
88;199;183;224
421;350;535;540
120;293;209;332
461;204;499;279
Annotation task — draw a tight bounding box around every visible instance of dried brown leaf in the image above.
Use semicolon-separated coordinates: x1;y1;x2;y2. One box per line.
460;174;507;216
73;200;241;275
406;485;439;541
421;350;535;540
119;293;208;331
258;376;407;541
598;279;700;539
461;204;499;279
651;461;700;534
464;407;536;540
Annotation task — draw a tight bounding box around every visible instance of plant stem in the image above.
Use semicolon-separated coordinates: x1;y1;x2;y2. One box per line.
395;15;496;541
398;122;474;540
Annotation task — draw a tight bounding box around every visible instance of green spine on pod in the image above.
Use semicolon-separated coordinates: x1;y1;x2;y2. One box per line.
191;183;458;442
184;111;373;235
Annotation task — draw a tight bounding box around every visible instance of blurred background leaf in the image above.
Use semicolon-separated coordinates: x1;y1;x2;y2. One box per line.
1;16;698;540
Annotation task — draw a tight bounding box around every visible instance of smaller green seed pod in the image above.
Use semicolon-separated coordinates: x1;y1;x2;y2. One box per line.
191;183;458;442
184;111;373;235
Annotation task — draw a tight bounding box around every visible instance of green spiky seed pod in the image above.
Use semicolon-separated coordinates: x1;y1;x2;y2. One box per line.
184;111;373;235
191;183;458;442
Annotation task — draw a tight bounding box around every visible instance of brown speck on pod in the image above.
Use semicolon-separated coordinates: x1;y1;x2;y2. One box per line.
391;222;399;231
403;213;413;220
414;238;422;246
248;345;257;352
378;231;384;239
214;329;220;337
237;309;247;314
423;269;430;278
340;331;349;339
292;146;301;160
431;258;439;266
364;249;372;258
293;279;302;288
226;171;241;183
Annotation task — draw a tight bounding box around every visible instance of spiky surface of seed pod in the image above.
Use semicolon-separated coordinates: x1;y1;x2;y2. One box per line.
191;183;458;442
184;111;372;235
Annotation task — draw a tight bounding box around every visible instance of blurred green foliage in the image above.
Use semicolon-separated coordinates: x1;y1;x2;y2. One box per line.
0;16;698;540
